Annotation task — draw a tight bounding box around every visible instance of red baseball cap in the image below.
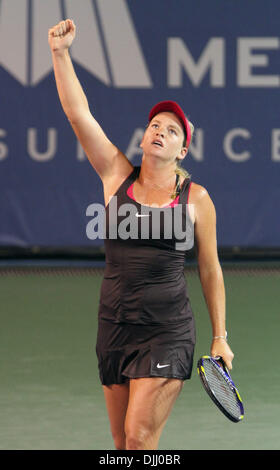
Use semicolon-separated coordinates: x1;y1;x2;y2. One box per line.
148;100;191;148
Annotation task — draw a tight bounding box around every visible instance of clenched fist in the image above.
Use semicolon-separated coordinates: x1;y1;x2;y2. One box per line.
48;19;76;52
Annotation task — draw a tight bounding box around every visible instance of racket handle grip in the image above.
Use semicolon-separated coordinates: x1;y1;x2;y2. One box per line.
214;356;229;374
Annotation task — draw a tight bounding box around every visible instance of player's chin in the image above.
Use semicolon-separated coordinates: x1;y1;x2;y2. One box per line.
149;144;165;155
150;146;174;160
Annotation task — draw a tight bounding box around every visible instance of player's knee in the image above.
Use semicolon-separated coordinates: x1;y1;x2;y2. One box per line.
125;433;146;450
125;425;152;450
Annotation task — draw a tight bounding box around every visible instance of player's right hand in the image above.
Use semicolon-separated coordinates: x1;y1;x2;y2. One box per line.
48;19;76;53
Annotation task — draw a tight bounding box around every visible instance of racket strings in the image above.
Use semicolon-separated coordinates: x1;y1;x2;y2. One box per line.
203;361;241;419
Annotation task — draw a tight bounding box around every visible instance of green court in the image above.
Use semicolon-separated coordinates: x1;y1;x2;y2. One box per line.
1;265;279;450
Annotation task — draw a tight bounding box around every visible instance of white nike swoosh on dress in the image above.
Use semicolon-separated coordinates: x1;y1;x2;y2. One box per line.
156;363;170;369
135;212;150;217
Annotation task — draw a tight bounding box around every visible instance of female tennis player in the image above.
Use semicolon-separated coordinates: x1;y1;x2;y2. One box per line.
48;19;234;450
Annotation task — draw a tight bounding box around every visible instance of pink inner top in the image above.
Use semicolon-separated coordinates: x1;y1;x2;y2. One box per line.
127;183;180;208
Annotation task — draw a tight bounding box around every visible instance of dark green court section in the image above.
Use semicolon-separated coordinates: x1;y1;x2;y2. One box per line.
1;267;279;450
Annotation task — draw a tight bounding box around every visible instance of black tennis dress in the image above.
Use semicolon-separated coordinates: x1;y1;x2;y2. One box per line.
96;166;196;386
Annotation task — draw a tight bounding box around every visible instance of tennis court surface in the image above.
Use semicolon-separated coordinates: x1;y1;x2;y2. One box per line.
1;263;279;450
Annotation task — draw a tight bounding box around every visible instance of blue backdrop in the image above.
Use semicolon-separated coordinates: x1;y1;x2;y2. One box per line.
0;0;279;248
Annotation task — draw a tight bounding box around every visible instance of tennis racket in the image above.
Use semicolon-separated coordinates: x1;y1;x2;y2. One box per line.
197;355;244;423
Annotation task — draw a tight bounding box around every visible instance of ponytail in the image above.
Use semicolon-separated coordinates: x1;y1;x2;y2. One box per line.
170;118;194;199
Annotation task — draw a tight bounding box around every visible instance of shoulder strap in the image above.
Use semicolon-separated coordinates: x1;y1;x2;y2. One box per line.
115;166;139;193
179;177;192;205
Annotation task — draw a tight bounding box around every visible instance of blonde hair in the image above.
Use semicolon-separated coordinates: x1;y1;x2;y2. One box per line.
170;118;194;198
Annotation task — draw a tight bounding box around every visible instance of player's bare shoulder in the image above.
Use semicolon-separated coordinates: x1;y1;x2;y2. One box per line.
102;155;134;206
188;182;209;204
188;182;216;224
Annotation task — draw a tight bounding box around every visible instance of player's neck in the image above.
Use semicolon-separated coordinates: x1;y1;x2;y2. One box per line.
139;159;176;188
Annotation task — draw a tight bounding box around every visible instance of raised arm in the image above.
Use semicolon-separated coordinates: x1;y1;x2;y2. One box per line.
190;184;234;370
48;19;132;182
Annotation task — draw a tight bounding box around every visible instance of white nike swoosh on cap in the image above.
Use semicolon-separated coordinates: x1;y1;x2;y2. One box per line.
156;363;170;369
